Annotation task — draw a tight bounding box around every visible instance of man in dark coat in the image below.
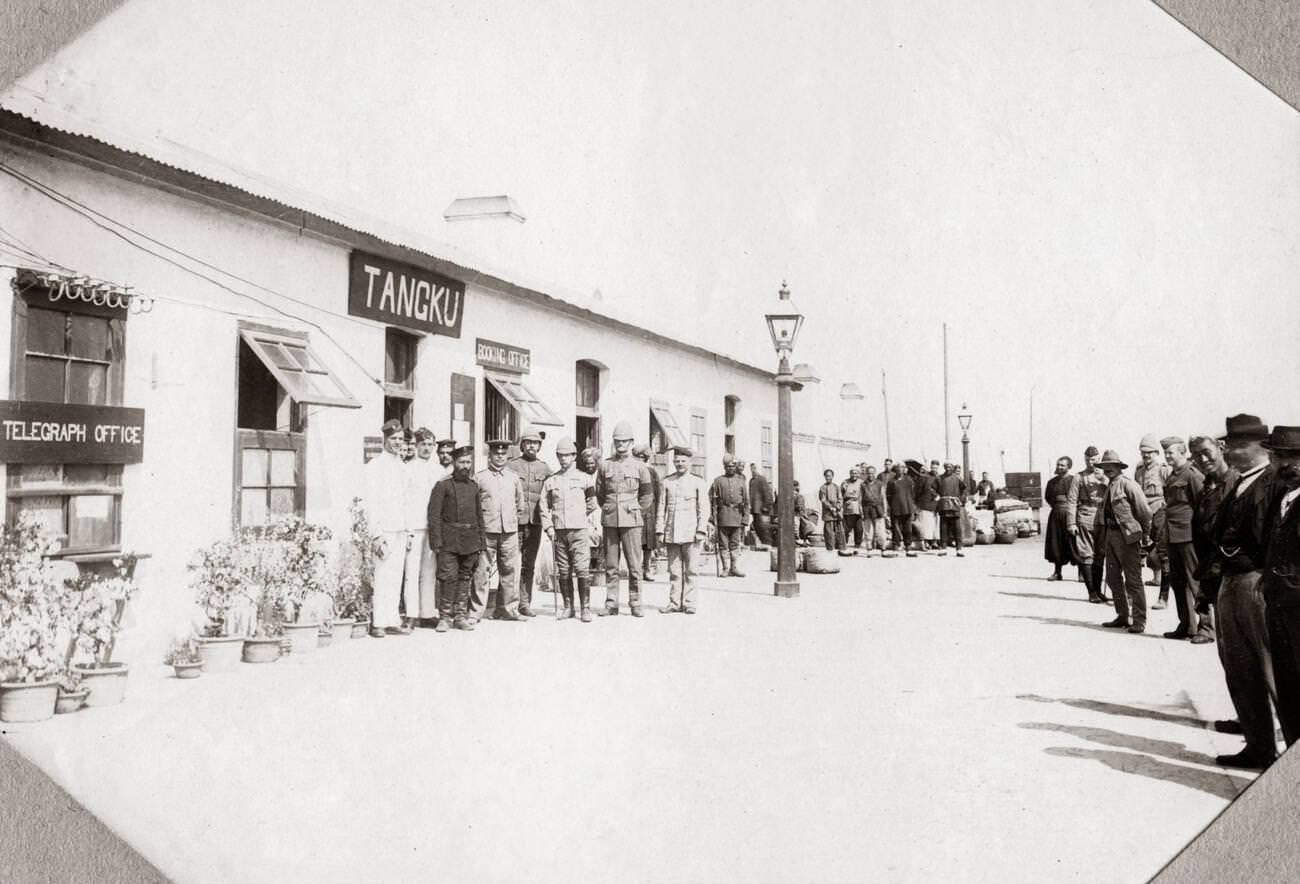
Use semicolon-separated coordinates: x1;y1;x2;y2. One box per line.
887;463;919;557
749;462;775;548
633;444;662;581
915;460;941;550
1095;450;1153;633
818;469;844;552
709;453;750;577
1190;433;1237;645
1043;456;1078;581
1261;426;1300;748
936;463;967;557
1160;436;1204;640
1203;415;1280;769
428;445;487;632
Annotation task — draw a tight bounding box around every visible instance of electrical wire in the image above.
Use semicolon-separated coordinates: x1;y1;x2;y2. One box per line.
0;161;384;388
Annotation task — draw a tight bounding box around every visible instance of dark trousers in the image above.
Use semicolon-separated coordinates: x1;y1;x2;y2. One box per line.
517;523;543;609
1266;603;1300;747
1167;541;1200;636
891;514;918;550
1196;578;1218;639
435;550;478;619
843;514;863;548
603;526;643;610
718;525;745;573
823;519;845;551
940;514;963;550
1218;572;1278;759
1104;531;1147;628
752;513;774;546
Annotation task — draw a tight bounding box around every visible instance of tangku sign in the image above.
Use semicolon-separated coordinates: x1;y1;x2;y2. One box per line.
348;251;465;337
475;339;531;373
0;401;145;464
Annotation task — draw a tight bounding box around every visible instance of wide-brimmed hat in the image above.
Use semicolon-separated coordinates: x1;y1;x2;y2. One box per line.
1262;426;1300;453
1219;414;1269;442
1096;449;1128;470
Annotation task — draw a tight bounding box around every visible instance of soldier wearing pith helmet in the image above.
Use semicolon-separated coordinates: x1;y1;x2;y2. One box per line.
595;420;655;616
539;436;599;621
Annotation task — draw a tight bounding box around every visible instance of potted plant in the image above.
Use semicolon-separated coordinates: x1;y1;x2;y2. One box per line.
338;498;376;639
54;669;88;713
252;517;334;657
0;514;64;723
164;635;204;679
65;555;140;707
189;538;254;672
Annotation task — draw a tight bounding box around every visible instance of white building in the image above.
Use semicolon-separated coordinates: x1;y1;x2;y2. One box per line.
0;102;868;654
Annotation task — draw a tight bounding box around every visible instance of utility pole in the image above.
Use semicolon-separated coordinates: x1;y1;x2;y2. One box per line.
943;322;950;462
881;369;892;459
1028;387;1035;471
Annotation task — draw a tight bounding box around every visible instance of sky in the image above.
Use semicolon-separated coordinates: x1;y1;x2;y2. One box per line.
9;0;1299;479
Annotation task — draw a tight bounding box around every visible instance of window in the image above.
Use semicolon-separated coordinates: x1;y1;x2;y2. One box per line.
576;361;600;410
485;373;564;429
484;379;518;445
6;464;122;553
383;329;417;428
761;422;774;480
575;360;602;453
8;277;127;554
689;408;707;478
649;401;688;452
724;395;740;456
234;323;357;528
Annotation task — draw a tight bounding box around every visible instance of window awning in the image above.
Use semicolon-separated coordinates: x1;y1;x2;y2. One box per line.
650;401;688;448
240;330;361;409
485;373;564;427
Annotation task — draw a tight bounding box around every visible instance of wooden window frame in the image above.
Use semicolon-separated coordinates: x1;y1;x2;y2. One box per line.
760;421;774;480
689;408;707;479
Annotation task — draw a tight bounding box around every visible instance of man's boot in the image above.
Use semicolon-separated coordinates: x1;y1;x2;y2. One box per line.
1092;563;1108;602
561;576;576;620
717;545;731;578
729;548;746;578
1084;568;1104;604
1152;572;1170;610
578;576;592;623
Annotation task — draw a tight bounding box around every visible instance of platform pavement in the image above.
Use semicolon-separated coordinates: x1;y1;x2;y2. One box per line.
1;541;1258;883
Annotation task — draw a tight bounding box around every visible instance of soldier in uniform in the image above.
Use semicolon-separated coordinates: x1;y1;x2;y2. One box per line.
1161;436;1205;639
657;445;708;614
1096;450;1154;633
508;427;551;617
1067;446;1110;604
633;444;662;581
427;445;486;632
710;454;751;575
1135;434;1173;607
539;437;598;622
596;421;655;616
840;467;865;552
749;462;776;548
362;419;416;638
474;439;527;622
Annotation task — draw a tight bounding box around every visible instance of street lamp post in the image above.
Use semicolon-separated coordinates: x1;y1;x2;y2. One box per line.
766;281;805;599
958;403;973;490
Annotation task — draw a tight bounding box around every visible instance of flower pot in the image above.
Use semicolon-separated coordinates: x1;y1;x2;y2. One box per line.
331;618;356;641
73;663;129;707
55;688;89;714
197;636;245;673
349;621;369;639
172;662;204;679
284;622;320;656
317;630;332;648
242;637;282;664
0;681;58;723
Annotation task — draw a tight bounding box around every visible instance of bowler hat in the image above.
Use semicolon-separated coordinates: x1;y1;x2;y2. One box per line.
1096;449;1128;470
1219;414;1269;442
1262;426;1300;453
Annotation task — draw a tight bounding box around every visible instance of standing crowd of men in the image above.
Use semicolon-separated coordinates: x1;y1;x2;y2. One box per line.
1040;415;1300;770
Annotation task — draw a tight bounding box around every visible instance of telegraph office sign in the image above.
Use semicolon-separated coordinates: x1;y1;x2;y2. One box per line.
348;251;465;338
0;401;145;464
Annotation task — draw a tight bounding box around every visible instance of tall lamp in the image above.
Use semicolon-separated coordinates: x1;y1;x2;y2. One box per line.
766;281;805;599
958;403;973;490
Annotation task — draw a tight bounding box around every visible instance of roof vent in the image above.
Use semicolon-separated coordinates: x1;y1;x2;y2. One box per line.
443;195;526;223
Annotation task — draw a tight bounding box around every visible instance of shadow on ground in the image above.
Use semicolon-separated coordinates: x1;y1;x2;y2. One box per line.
997;589;1094;603
1042;746;1250;800
1021;721;1220;767
1017;694;1212;729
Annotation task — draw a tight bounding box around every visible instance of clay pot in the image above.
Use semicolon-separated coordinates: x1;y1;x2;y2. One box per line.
0;681;58;723
197;636;245;673
283;622;320;656
331;618;356;641
73;663;129;707
317;629;332;648
242;637;282;664
172;662;204;679
350;621;369;639
54;688;89;714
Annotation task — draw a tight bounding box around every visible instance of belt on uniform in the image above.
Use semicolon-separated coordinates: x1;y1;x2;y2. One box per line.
445;521;476;528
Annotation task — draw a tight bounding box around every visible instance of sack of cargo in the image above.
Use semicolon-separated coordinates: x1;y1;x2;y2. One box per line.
801;547;841;574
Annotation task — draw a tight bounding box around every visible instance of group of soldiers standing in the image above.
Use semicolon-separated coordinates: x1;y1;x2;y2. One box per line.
1041;415;1300;771
361;418;779;631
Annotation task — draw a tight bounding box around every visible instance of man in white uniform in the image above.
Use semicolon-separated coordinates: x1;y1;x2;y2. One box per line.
362;419;415;637
411;428;443;626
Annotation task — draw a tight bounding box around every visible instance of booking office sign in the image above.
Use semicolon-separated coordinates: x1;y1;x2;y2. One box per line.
347;251;466;338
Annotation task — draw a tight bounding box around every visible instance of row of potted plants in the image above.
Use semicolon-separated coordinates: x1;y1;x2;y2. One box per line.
0;513;141;722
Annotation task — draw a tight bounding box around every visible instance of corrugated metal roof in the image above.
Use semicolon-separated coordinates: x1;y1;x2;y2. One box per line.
0;87;773;379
